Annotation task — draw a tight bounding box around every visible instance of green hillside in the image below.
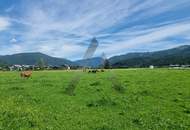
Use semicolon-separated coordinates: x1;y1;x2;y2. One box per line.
0;52;74;66
110;45;190;68
0;45;190;68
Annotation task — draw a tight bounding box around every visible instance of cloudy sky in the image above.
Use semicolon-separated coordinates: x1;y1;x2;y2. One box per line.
0;0;190;60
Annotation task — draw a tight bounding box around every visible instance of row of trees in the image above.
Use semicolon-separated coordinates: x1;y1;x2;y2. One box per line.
111;56;190;68
36;58;111;70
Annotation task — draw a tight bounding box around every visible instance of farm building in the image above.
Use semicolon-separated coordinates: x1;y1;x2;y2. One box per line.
9;65;34;71
169;64;190;69
149;65;154;69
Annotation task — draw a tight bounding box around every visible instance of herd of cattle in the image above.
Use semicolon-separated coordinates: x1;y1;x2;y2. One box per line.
20;69;105;78
88;69;105;73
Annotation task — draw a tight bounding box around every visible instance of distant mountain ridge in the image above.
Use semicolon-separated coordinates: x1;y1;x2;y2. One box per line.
0;52;74;66
109;45;190;68
0;45;190;68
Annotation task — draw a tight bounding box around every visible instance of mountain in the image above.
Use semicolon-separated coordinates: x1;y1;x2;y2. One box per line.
109;45;190;68
0;45;190;68
0;59;8;67
0;52;75;66
75;57;104;68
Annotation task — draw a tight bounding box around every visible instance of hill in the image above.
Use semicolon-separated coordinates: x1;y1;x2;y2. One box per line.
109;45;190;68
0;52;74;66
0;45;190;68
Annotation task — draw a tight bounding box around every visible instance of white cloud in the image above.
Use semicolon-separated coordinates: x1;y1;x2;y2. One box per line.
98;21;190;56
0;44;23;55
2;0;190;59
10;38;17;43
5;5;15;13
0;17;10;31
18;0;190;39
37;41;86;60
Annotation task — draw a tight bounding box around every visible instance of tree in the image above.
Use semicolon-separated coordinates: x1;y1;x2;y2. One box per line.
37;58;46;70
104;59;110;69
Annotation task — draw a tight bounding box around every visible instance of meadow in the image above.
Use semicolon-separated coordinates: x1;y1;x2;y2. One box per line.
0;69;190;130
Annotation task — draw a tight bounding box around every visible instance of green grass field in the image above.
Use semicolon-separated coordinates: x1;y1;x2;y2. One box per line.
0;69;190;130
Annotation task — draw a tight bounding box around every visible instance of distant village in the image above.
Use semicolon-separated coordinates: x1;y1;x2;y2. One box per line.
148;64;190;69
0;64;73;71
0;64;190;71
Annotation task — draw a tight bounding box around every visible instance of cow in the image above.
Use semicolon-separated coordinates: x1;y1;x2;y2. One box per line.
88;69;98;73
20;71;33;78
101;69;105;72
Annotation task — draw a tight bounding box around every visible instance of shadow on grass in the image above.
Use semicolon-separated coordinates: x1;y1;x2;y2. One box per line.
86;95;116;107
93;126;116;130
9;86;24;91
90;81;101;86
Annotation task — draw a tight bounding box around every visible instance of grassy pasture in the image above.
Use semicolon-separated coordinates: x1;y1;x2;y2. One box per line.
0;69;190;130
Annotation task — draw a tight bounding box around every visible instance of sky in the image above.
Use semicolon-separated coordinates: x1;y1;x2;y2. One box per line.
0;0;190;60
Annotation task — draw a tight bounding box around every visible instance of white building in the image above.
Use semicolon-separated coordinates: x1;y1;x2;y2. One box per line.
149;65;154;69
9;64;34;71
9;65;22;71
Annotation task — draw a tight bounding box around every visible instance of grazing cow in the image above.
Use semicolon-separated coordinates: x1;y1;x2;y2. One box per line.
92;70;97;73
20;71;32;78
88;69;98;73
101;69;105;72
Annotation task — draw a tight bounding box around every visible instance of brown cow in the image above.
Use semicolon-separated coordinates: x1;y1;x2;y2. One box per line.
20;71;33;78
